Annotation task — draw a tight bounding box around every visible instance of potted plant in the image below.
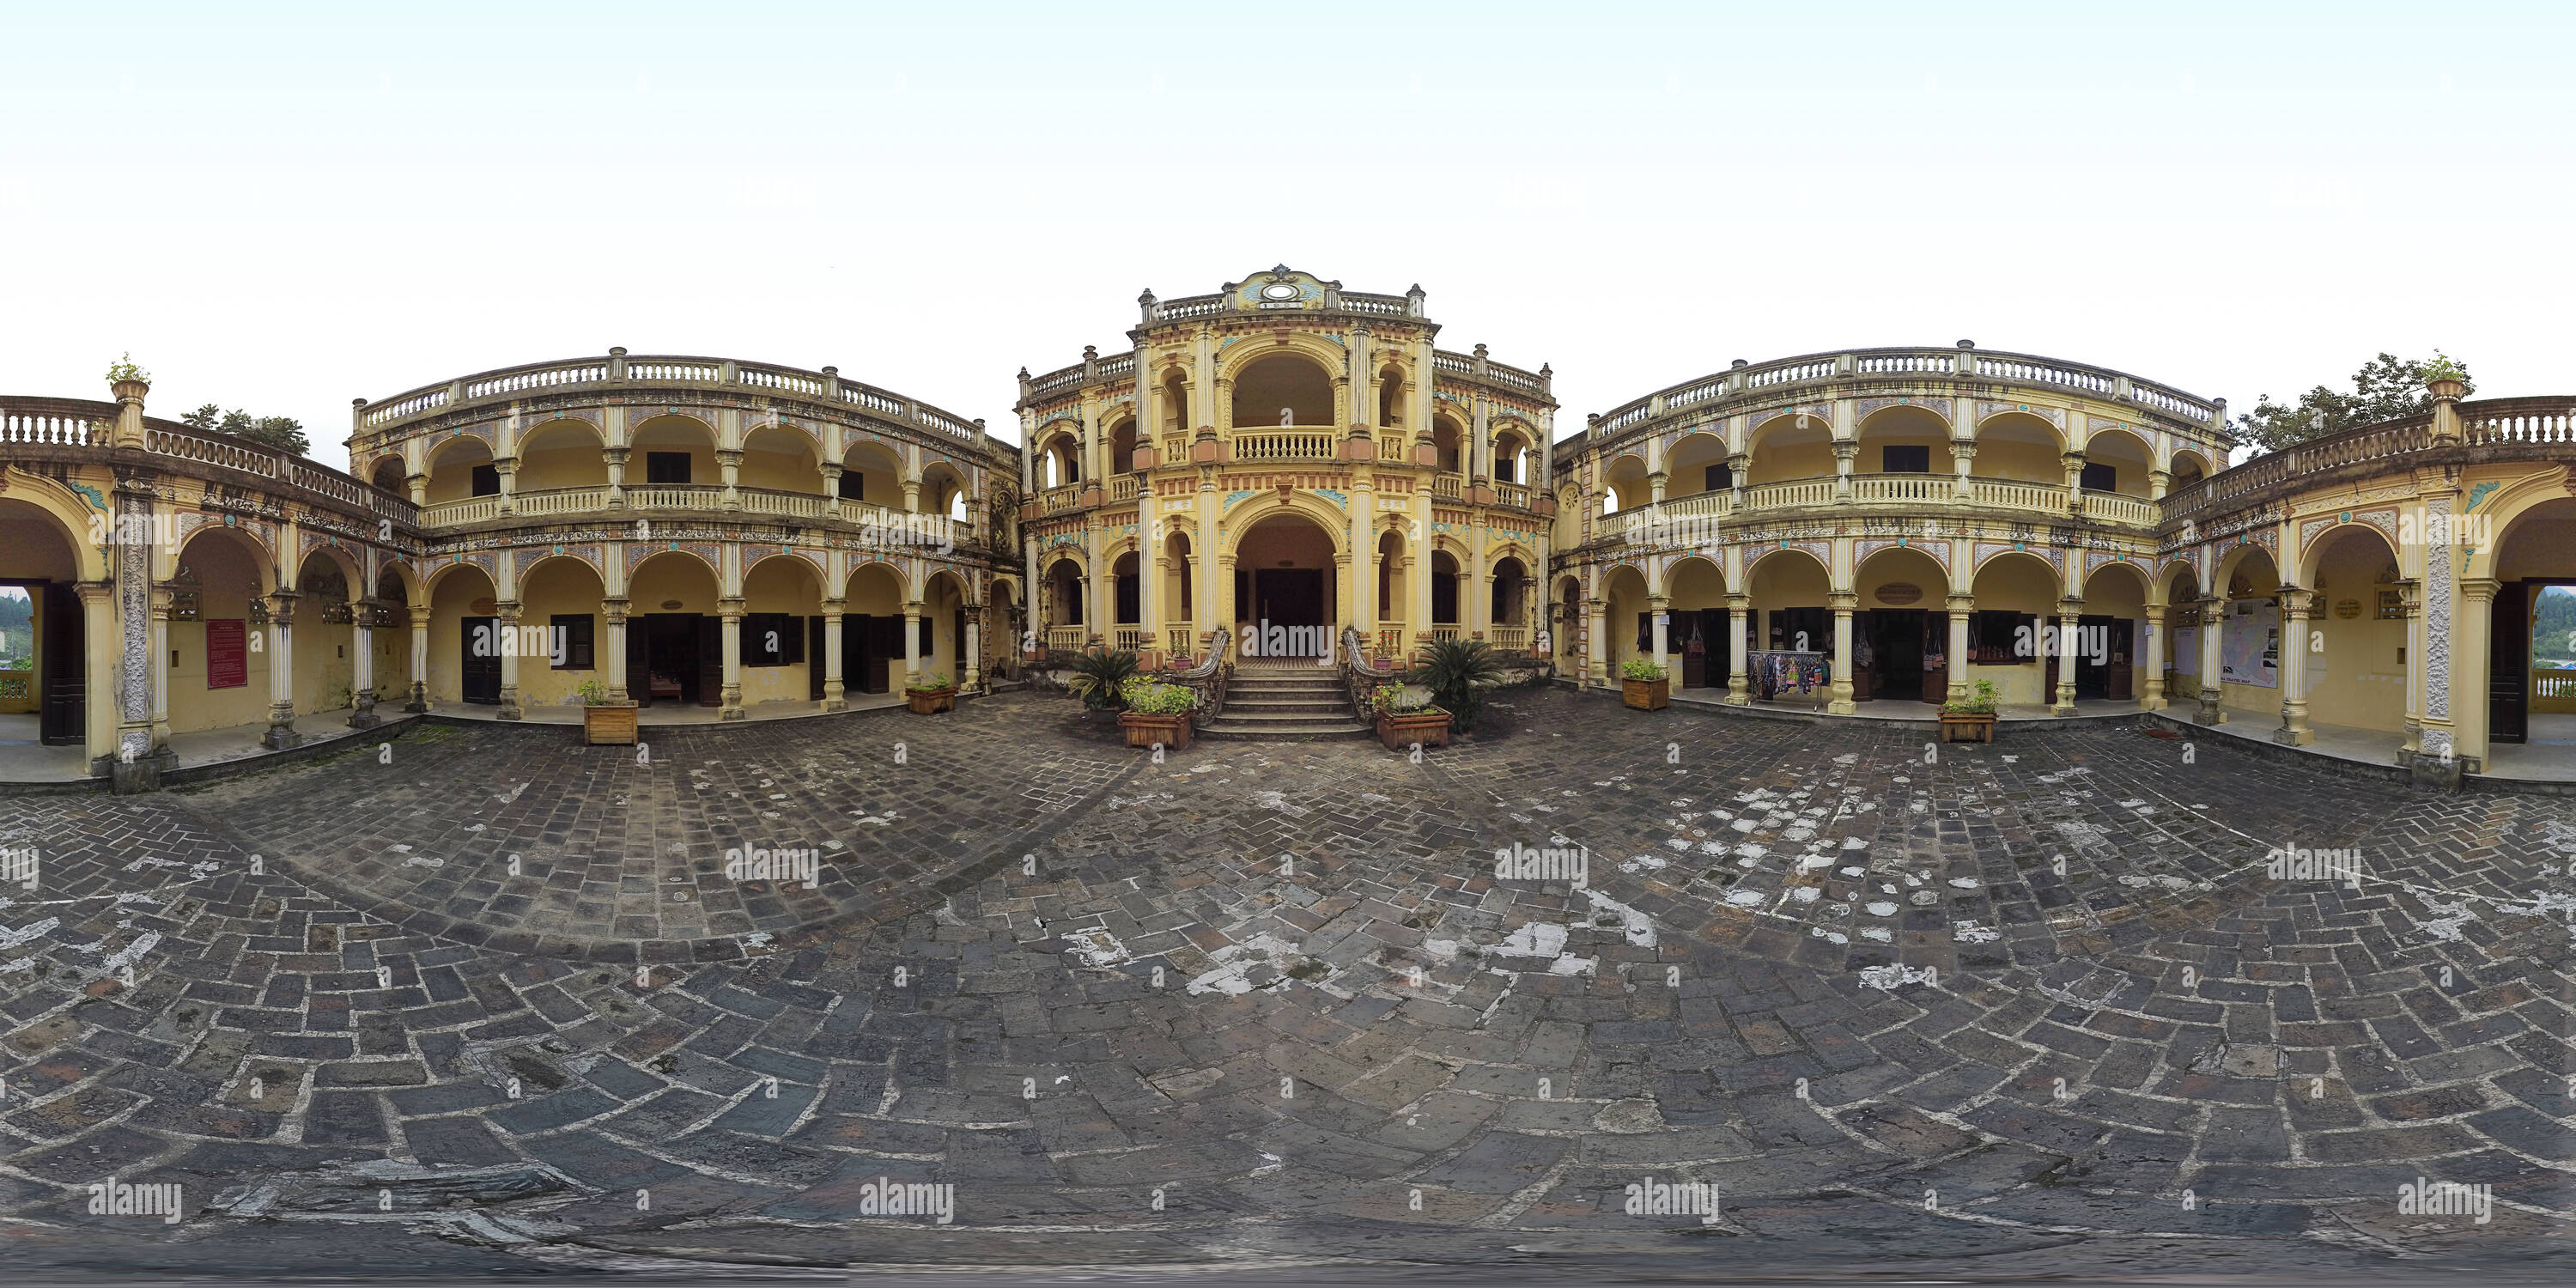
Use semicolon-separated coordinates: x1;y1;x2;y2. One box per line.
1939;677;2000;743
1619;657;1670;711
1115;676;1196;750
905;671;957;714
575;678;638;745
1064;649;1139;710
2423;350;2470;401
1371;681;1451;752
1405;636;1503;736
105;353;151;402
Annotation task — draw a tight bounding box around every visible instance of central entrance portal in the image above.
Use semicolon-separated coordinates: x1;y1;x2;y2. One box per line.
1235;511;1339;659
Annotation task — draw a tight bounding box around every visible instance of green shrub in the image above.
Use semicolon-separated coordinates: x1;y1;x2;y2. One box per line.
1404;637;1501;732
906;671;952;694
1120;677;1196;714
1941;678;1999;715
1066;649;1139;709
1619;658;1668;682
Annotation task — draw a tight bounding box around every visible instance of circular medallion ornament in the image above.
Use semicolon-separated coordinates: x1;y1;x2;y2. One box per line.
1875;583;1923;606
1259;281;1299;301
660;599;683;611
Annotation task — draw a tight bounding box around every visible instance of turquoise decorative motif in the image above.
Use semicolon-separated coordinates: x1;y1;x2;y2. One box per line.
2464;481;2501;513
67;482;106;511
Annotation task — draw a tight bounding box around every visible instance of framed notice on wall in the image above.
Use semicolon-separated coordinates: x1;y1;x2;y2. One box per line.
206;619;248;689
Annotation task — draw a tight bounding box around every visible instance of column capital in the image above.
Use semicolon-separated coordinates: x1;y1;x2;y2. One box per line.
2278;587;2318;617
2459;576;2502;603
1725;593;1750;611
717;597;746;618
1946;592;1977;611
2056;597;2085;617
1826;591;1859;611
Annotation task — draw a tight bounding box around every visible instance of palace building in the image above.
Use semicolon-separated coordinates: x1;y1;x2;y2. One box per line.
3;265;2571;789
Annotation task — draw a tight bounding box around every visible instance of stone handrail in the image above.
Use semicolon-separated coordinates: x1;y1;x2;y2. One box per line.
420;495;504;526
1590;346;2223;443
2;401;102;447
1340;625;1399;724
2159;395;2576;526
1231;430;1338;461
1599;473;2094;535
358;352;989;447
1170;625;1230;720
2082;491;2161;526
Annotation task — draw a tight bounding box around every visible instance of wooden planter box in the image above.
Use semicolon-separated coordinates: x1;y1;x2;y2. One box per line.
582;702;638;745
906;687;957;714
1377;709;1452;752
1938;712;1996;743
1623;677;1670;711
1118;711;1193;750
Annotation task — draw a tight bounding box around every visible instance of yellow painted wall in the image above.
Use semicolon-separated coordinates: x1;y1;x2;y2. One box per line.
425;566;498;704
514;441;606;492
517;559;610;709
422;438;495;503
167;535;272;733
2304;533;2407;732
1747;435;1833;485
1974;434;2063;484
738;434;823;494
740;557;823;704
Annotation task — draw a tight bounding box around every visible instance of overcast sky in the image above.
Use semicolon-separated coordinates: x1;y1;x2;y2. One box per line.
3;2;2567;466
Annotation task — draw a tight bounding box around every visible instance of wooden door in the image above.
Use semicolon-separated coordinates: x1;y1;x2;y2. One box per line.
808;617;827;700
460;616;501;704
695;616;723;706
39;582;84;745
2491;581;2528;744
2105;619;2134;702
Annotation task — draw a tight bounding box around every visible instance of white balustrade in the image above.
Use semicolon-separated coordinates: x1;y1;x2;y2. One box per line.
420;495;503;526
1231;430;1337;461
465;364;606;398
1970;477;2067;513
739;488;828;518
1;408;98;445
2081;491;2160;526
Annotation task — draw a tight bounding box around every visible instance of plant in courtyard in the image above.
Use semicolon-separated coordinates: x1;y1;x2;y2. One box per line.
1370;681;1438;716
906;671;953;694
105;354;150;385
1405;636;1501;732
1065;649;1139;709
1619;657;1668;682
574;678;621;706
1941;678;2000;716
2233;351;2471;455
1120;677;1195;714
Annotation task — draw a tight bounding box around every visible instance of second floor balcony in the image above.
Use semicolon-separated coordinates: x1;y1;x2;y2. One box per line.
1596;471;2163;542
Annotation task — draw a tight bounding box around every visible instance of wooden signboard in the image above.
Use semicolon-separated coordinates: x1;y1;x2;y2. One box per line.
207;619;248;689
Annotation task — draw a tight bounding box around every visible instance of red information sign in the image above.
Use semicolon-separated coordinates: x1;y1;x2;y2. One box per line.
206;619;248;689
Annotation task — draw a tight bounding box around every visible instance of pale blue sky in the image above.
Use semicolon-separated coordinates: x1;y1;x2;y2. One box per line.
3;2;2567;461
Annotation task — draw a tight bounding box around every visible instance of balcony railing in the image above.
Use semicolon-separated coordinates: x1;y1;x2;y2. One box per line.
1432;473;1465;501
512;487;608;516
1040;483;1084;514
2081;490;2160;526
2163;396;2576;524
1604;474;2099;532
1493;481;1531;509
421;495;505;526
1165;623;1197;656
1741;477;1838;509
1489;625;1531;653
740;487;829;519
1046;626;1087;652
1965;477;2066;512
358;352;987;446
1376;623;1405;659
1230;429;1338;462
1109;475;1141;501
1850;474;1953;505
1113;626;1149;653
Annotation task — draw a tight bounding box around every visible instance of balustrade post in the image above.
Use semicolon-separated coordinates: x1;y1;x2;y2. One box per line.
607;346;628;380
494;457;519;515
2397;578;2423;755
1648;595;1670;681
2148;467;2170;501
604;598;630;702
822;462;845;518
349;614;380;729
1832;441;1856;503
2061;451;2086;516
406;472;428;507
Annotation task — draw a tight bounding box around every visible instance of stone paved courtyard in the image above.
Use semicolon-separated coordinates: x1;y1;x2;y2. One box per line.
0;689;2567;1281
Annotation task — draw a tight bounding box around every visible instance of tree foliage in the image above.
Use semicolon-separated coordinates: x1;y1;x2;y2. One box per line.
180;403;310;458
2232;352;2469;455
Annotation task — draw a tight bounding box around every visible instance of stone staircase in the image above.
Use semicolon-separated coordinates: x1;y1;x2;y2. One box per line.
1199;662;1369;740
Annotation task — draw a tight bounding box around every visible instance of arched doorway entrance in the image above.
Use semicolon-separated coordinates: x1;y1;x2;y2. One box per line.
0;495;94;751
1233;510;1339;659
2484;496;2576;775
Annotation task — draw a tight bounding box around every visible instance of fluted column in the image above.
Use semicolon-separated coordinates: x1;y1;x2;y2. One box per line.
1587;597;1608;686
1649;595;1670;677
718;449;744;512
901;600;923;688
1949;440;1977;502
2398;579;2423;755
718;598;745;720
963;607;983;691
2196;594;2227;724
604;598;630;702
349;615;380;728
1827;591;1857;714
406;604;431;712
494;599;523;721
2274;587;2316;744
1947;592;1973;704
2052;600;2081;716
263;592;302;748
821;598;847;710
1725;593;1750;705
604;447;629;509
2140;603;2167;711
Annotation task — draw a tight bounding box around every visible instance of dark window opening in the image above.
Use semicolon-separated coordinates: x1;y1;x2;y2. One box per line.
836;471;865;501
2081;461;2118;492
550;615;595;670
1704;461;1735;491
646;452;692;485
740;613;805;665
1881;445;1932;473
470;464;500;496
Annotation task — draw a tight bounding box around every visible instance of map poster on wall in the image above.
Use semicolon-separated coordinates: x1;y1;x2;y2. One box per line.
206;619;248;689
2220;600;2279;689
2171;627;2197;675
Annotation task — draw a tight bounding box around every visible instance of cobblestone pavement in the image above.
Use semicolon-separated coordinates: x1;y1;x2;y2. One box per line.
0;690;2567;1280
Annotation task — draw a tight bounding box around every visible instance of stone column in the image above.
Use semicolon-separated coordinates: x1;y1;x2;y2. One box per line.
1587;597;1608;687
1832;442;1856;502
1725;593;1751;705
2414;492;2462;781
349;616;380;729
2452;578;2498;775
821;463;845;518
2052;600;2081;716
1947;592;1974;704
604;598;630;702
963;608;983;692
493;599;523;721
495;458;519;515
2148;467;2171;501
406;472;428;507
2140;603;2167;711
2274;587;2316;744
1827;591;1857;714
718;598;745;720
1949;440;1977;502
1214;554;1236;657
1649;595;1670;677
109;476;158;789
901;477;920;514
2061;451;2086;515
718;449;744;512
150;592;172;753
604;447;629;509
2398;578;2423;755
1648;470;1667;506
2196;594;2227;724
263;591;301;749
901;601;923;687
820;598;846;710
406;605;431;712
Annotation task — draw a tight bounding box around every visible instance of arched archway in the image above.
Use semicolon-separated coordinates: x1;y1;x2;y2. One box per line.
2476;495;2576;772
2209;543;2283;721
291;550;358;720
2293;526;2407;743
515;416;607;495
2081;428;2154;498
1552;574;1582;670
1601;564;1652;676
630;414;719;495
514;555;607;709
738;554;823;708
1967;550;2063;709
1232;508;1340;659
1856;544;1951;704
739;422;822;499
1040;556;1085;652
1856;404;1951;483
169;526;278;737
423;434;496;507
1490;555;1534;650
1666;554;1726;689
920;568;969;687
0;494;100;753
1972;411;2065;485
1432;416;1465;476
1666;432;1730;500
1601;454;1649;514
841;439;903;508
626;550;722;708
1230;352;1334;428
2078;559;2153;708
1745;412;1831;486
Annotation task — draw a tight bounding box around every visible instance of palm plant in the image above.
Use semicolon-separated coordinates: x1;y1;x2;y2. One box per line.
1066;649;1140;710
1405;637;1504;732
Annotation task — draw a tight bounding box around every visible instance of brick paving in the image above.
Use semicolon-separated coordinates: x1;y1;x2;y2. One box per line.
0;689;2567;1279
